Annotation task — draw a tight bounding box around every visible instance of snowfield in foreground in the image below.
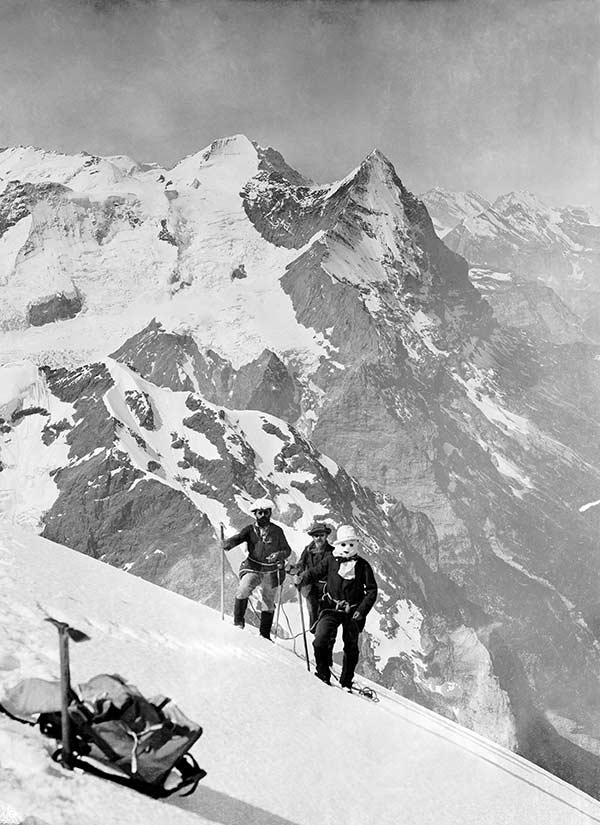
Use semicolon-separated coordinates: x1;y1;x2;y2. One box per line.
1;525;600;825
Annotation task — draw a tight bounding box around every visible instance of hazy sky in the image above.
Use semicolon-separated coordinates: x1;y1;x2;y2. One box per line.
1;0;599;206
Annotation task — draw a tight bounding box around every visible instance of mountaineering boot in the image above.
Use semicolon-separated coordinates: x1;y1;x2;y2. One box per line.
259;610;274;640
233;598;248;629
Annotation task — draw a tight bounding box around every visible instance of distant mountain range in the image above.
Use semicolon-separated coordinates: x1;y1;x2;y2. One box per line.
422;186;600;338
2;136;600;797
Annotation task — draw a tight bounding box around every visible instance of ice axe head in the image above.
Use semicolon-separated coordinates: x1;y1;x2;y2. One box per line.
44;617;90;643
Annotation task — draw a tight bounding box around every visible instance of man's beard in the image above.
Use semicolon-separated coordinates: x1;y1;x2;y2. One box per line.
256;515;270;527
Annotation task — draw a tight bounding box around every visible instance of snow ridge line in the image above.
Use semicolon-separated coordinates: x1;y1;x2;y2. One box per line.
276;605;600;817
362;678;600;818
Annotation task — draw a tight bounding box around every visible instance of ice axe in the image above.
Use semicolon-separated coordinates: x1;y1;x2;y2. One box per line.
297;586;311;671
45;617;90;768
220;523;225;621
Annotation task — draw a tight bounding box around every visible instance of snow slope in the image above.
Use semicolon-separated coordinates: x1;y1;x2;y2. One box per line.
1;525;600;825
419;187;492;238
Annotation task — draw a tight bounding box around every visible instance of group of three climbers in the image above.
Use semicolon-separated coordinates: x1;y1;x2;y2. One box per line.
222;498;378;690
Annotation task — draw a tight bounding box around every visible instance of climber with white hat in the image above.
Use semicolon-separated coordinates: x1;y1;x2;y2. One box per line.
223;497;291;639
294;523;377;690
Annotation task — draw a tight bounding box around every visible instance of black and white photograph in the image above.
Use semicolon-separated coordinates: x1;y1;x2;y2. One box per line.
1;0;600;822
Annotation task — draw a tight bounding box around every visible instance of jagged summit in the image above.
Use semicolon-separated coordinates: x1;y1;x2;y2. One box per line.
420;188;492;237
193;133;257;162
361;147;395;170
324;147;400;201
492;190;555;215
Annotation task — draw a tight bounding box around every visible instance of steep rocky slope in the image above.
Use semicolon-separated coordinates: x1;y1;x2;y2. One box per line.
238;150;600;752
0;353;516;750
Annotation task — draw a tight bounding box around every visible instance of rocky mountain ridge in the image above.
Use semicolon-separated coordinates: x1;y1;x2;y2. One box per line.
422;187;600;339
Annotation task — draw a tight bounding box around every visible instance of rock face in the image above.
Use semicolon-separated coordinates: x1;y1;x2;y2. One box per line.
2;138;600;797
27;288;83;326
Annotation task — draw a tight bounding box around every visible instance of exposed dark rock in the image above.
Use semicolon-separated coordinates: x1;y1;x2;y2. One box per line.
92;195;142;244
11;406;50;422
125;390;155;430
232;350;301;421
27;288;83;327
276;501;303;526
255;144;312;187
129;429;147;450
0;180;64;238
41;418;72;446
158;218;177;246
231;263;247;280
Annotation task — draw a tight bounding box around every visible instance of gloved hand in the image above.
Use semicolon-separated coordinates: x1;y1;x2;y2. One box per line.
352;610;362;622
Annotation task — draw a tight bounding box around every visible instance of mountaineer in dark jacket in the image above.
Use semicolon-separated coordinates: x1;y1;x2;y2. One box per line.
295;523;377;690
291;522;334;630
223;498;291;640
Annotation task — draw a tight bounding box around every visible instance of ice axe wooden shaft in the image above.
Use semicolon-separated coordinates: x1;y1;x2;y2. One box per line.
220;523;225;621
45;617;90;768
297;586;311;671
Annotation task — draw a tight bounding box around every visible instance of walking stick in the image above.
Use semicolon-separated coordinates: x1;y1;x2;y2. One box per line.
274;563;284;640
220;523;225;621
297;586;311;671
45;617;90;768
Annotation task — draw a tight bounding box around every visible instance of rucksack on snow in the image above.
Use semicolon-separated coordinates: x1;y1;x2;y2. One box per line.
1;672;206;798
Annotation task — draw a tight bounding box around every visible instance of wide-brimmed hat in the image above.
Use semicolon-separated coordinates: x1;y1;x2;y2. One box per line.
307;521;332;536
333;524;360;545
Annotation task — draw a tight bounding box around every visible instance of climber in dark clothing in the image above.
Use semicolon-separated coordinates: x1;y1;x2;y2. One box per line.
295;524;377;690
223;498;292;640
292;522;334;630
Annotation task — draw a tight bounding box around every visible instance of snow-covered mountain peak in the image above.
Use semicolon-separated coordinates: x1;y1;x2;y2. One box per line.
201;133;257;158
362;147;394;171
0;146;92;194
333;148;399;196
0;145;148;202
420;187;492;238
103;154;141;176
492;190;555;217
168;134;260;193
172;133;258;170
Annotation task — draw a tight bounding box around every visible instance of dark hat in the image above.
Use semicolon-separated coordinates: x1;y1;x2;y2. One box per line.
307;521;332;536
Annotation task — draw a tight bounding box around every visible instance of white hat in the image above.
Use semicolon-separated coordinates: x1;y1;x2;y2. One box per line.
251;497;275;513
332;525;360;559
333;524;360;545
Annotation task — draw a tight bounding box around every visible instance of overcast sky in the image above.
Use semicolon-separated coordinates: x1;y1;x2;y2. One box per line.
1;0;599;206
